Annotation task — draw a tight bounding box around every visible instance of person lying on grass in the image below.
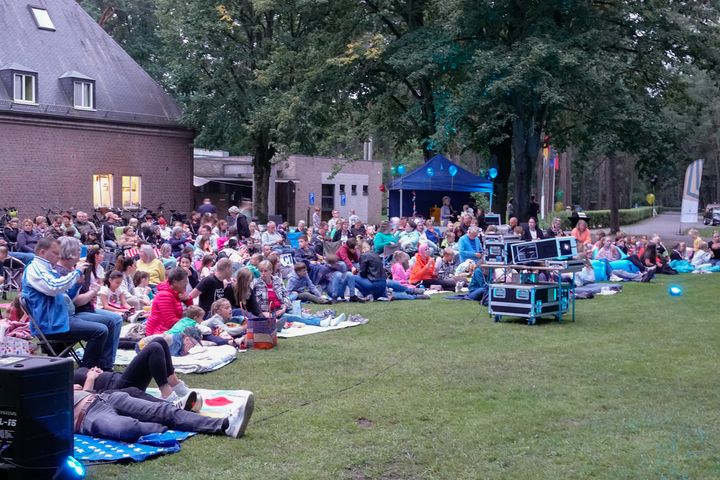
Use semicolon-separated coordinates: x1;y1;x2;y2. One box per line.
73;369;254;442
74;337;204;411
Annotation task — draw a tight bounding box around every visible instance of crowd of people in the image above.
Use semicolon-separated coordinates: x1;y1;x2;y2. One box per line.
3;197;720;445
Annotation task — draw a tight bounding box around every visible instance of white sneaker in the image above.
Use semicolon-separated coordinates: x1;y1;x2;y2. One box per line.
330;313;346;326
172;380;190;397
168;391;203;412
320;318;331;327
225;393;255;438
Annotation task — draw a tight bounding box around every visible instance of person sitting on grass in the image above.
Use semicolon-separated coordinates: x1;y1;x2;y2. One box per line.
466;263;488;301
457;226;483;263
98;270;134;316
336;238;360;273
72;370;254;442
594;236;623;262
202;298;246;346
136;244;166;287
398;220;420;254
691;242;713;269
410;243;456;291
435;248;461;284
287;262;330;304
390;250;412;287
145;268;192;336
255;260;344;327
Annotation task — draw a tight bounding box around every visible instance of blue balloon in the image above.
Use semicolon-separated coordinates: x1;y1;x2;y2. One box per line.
668;285;683;297
488;167;498;179
397;165;406;175
426;167;435;177
448;165;458;177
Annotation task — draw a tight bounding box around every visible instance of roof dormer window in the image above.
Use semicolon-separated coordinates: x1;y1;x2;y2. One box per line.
30;6;55;31
59;71;96;110
13;72;37;104
74;80;94;109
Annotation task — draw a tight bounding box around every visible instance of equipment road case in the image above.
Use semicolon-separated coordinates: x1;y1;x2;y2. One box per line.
488;282;571;325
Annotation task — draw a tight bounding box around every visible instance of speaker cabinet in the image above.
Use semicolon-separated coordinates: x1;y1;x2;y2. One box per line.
0;355;73;480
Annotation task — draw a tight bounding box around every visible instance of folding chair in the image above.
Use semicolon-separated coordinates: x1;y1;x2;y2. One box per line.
18;295;83;364
1;257;25;300
322;240;341;257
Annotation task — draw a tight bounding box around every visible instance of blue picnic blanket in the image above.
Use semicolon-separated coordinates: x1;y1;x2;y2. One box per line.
74;430;195;463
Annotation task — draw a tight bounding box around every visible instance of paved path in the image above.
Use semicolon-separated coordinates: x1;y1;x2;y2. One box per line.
593;212;705;243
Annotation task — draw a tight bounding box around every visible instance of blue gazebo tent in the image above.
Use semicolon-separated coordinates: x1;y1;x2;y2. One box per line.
388;154;493;218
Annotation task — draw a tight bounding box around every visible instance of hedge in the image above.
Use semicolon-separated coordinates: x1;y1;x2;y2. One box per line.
538;206;663;230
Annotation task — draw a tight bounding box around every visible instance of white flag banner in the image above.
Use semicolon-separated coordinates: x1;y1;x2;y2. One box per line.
680;159;704;224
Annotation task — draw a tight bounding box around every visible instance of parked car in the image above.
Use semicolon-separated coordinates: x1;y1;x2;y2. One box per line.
703;203;720;226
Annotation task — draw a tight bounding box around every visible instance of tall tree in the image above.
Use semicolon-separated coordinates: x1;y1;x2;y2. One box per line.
436;0;720;221
156;0;349;221
78;0;165;80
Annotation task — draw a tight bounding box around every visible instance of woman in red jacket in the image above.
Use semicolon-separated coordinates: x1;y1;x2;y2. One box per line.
409;243;456;291
145;268;192;336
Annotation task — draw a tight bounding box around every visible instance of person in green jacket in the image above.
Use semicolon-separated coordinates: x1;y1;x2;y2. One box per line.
373;221;399;254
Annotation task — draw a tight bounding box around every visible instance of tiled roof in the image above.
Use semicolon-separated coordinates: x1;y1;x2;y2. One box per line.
0;0;184;127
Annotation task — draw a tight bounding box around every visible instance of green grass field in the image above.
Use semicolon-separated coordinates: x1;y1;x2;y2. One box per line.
89;274;720;479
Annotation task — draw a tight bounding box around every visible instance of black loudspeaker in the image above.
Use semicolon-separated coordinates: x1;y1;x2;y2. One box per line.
0;355;74;480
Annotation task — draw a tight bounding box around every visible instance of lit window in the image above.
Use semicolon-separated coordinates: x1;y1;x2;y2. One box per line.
121;176;142;208
74;81;94;109
93;174;113;208
13;73;36;103
30;7;55;30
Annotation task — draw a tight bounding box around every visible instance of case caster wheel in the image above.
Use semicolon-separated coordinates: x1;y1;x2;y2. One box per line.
494;315;501;322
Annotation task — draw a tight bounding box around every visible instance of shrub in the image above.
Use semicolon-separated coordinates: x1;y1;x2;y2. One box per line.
539;206;662;230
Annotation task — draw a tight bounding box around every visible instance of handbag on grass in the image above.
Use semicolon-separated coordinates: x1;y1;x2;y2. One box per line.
244;307;277;350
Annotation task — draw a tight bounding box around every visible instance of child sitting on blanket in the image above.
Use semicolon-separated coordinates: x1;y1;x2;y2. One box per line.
202;298;246;347
286;262;330;304
98;270;134;317
132;271;153;305
391;250;412;287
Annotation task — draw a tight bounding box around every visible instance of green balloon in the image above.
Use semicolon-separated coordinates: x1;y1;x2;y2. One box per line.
390;166;397;175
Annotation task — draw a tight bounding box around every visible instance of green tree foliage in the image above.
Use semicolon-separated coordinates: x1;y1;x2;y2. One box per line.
435;0;720;222
78;0;165;80
154;0;352;221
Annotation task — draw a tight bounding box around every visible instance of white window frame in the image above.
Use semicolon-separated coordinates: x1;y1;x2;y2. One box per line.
73;81;94;110
121;176;142;208
93;174;114;208
30;7;55;31
13;73;36;104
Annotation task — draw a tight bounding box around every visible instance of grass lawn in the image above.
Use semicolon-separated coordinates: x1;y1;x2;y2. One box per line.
89;274;720;479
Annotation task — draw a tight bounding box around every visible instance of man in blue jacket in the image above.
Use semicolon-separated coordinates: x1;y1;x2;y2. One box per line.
458;226;484;263
22;238;114;370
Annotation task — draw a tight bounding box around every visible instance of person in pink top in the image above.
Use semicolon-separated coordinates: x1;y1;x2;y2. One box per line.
390;250;412;287
145;268;192;336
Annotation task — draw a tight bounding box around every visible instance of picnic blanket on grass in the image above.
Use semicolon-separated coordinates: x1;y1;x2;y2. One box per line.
75;430;195;463
74;388;252;463
113;344;240;373
278;321;362;338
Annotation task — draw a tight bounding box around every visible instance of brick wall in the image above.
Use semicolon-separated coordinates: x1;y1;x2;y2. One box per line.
0;115;194;219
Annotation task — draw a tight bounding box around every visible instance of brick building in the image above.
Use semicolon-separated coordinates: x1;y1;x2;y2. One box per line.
194;150;384;225
0;0;194;219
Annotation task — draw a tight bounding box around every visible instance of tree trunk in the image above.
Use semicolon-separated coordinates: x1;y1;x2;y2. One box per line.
489;127;512;219
607;154;620;233
511;101;545;222
252;134;275;223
